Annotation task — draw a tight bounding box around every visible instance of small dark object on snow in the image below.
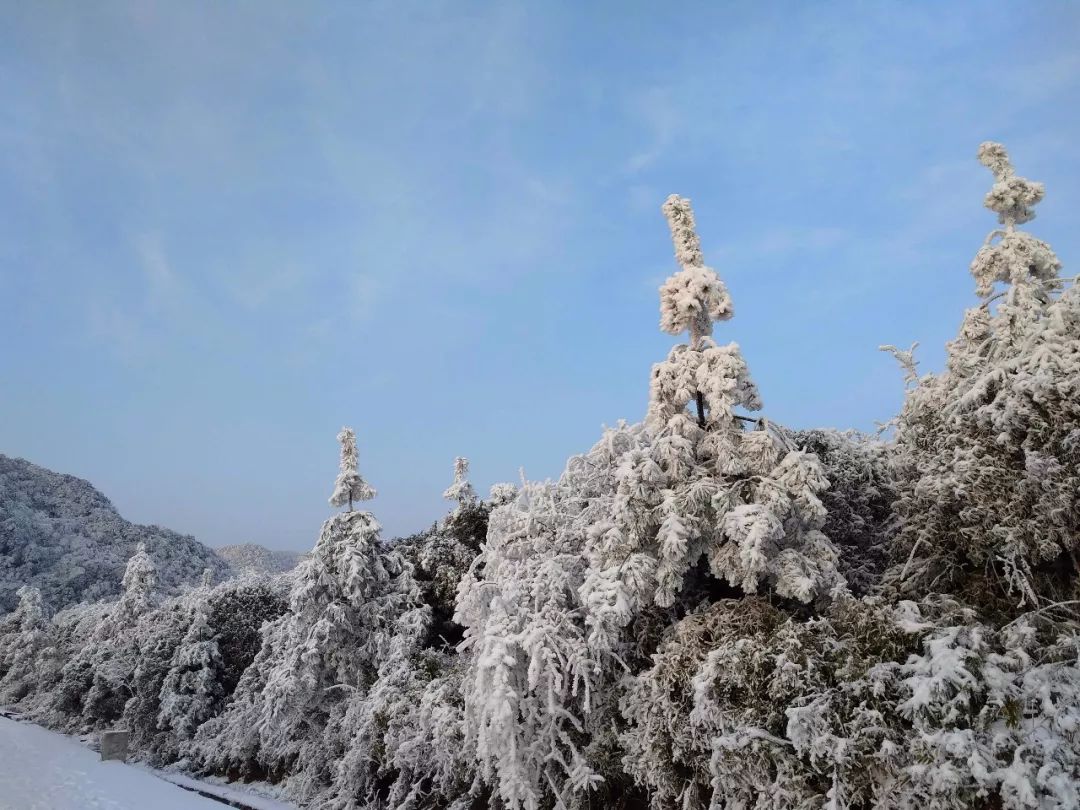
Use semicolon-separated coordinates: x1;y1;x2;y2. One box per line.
100;729;130;762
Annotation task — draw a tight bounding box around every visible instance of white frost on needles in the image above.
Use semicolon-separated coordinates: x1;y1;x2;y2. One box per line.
659;194;733;343
442;456;477;511
329;426;376;509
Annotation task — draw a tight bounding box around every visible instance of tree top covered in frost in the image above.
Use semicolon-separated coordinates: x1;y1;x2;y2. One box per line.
970;141;1062;298
443;456;477;510
328;426;376;509
658;194;734;344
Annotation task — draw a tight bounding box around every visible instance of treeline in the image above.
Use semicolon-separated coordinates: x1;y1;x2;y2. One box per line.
1;143;1078;810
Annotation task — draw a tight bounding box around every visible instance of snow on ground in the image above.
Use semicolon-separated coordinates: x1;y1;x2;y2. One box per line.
150;771;297;810
0;716;294;810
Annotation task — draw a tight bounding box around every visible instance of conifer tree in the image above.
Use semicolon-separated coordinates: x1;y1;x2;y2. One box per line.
157;603;224;741
456;195;846;810
0;585;52;702
329;426;376;510
888;143;1077;606
442;456;477;511
193;428;428;801
582;195;843;655
117;542;159;622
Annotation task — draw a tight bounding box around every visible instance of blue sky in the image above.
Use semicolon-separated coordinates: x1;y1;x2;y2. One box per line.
2;2;1078;550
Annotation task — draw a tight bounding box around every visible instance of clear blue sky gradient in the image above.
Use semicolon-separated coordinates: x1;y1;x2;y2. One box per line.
2;2;1078;550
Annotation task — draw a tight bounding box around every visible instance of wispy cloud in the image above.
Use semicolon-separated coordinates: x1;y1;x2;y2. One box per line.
623;86;682;174
87;232;186;360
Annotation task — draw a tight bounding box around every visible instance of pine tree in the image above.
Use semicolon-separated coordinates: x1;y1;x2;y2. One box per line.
117;542;159;622
443;456;478;512
0;585;52;702
582;195;843;655
329;426;376;510
888;142;1078;607
157;603;224;741
192;429;428;802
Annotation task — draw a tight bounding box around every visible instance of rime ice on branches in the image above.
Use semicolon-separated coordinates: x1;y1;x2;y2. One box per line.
582;195;843;666
969;142;1061;298
442;456;477;511
329;426;376;510
889;142;1079;606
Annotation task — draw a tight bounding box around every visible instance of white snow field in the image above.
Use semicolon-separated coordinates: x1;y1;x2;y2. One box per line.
0;717;292;810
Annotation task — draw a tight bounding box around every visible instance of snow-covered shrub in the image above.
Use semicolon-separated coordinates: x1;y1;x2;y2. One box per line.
622;594;1080;810
793;429;896;595
887;143;1079;607
111;575;288;764
204;576;289;697
120;596;198;761
0;585;54;702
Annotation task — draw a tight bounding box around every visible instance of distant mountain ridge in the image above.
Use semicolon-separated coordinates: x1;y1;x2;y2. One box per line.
0;454;230;613
215;543;305;575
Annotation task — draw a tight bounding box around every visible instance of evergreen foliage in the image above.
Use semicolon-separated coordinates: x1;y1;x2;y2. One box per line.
887;142;1080;609
0;143;1077;810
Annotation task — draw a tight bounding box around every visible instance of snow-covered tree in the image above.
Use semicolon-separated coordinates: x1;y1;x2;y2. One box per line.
455;474;604;810
329;426;376;510
157;603;224;742
887;142;1078;607
0;585;53;702
192;430;430;804
117;542;158;621
443;456;478;511
582;195;843;659
39;544;161;731
453;194;852;810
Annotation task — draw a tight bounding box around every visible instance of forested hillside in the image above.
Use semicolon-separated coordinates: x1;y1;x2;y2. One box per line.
0;454;230;612
215;544;305;576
